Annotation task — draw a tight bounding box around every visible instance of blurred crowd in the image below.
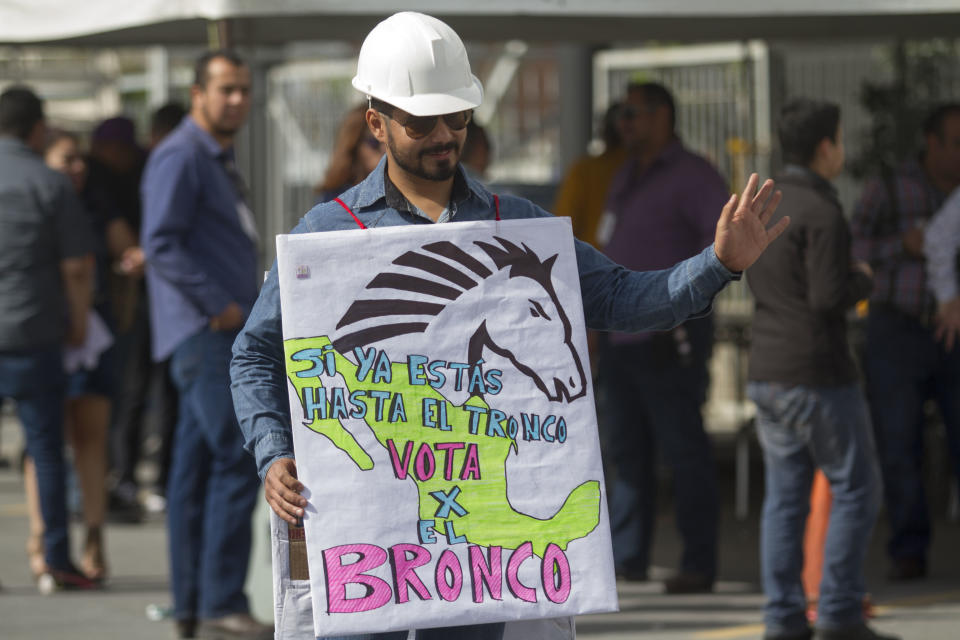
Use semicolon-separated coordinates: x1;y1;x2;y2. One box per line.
553;85;960;640
1;91;188;588
1;36;959;640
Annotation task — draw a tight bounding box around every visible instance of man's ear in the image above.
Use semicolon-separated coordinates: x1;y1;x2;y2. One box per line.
814;136;833;161
189;83;203;110
366;109;388;143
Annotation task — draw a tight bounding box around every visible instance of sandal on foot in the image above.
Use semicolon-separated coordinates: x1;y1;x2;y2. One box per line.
26;533;48;579
81;526;108;583
38;563;100;594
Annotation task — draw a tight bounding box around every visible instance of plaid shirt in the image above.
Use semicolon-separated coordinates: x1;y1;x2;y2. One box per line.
851;160;948;320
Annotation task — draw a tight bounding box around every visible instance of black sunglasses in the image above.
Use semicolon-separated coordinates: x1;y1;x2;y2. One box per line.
380;105;473;139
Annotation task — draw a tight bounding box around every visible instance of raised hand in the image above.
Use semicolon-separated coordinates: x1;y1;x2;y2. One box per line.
714;173;788;273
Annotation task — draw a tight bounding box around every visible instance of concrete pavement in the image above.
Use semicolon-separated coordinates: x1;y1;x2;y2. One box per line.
2;411;959;639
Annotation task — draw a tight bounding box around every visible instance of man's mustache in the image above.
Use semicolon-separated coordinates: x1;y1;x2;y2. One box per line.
420;142;459;157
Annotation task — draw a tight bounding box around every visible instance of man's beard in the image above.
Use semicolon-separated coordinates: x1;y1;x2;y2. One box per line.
387;130;460;181
203;105;243;139
212;124;241;139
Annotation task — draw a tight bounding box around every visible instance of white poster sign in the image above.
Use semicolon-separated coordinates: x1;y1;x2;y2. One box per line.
276;217;617;636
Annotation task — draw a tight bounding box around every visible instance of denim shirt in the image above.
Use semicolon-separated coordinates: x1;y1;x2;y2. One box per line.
230;156;736;479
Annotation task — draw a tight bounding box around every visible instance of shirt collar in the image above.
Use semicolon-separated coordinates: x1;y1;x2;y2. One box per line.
355;155;489;220
782;164;840;202
0;136;33;155
183;116;231;160
624;137;685;179
657;137;686;164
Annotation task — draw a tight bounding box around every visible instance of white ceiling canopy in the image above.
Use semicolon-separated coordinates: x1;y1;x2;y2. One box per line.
0;0;959;45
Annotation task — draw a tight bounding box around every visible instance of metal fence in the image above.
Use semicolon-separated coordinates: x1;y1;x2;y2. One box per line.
263;58;358;248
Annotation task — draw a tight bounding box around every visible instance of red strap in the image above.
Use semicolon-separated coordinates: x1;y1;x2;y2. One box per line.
493;194;501;221
334;197;366;230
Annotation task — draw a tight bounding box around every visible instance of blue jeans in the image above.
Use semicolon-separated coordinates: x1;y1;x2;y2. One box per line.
600;317;718;578
863;307;960;562
169;328;260;620
748;382;882;634
0;348;72;570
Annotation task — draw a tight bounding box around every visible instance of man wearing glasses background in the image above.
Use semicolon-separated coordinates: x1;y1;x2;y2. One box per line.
231;11;788;640
596;82;730;594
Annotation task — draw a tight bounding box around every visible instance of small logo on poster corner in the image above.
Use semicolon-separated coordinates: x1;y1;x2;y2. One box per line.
296;265;311;280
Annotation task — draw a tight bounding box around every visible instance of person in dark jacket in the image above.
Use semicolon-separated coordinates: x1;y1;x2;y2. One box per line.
746;99;895;640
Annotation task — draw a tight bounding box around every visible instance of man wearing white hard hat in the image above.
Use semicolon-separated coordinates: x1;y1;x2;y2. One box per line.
231;12;788;640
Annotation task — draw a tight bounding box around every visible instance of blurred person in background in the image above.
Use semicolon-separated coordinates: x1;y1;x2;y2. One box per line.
851;103;960;582
22;129;116;585
142;100;188;514
314;103;385;202
747;99;893;640
151;102;188;148
925;181;960;357
86;116;145;252
553;101;630;247
0;85;98;590
461;119;491;180
553;101;631;372
599;82;727;594
107;102;188;518
82;116;152;522
141;50;270;639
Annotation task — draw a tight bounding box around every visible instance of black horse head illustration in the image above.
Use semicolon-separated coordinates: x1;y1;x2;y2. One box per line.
332;236;587;403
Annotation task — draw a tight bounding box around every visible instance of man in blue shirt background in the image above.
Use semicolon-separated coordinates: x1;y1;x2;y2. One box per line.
141;50;271;640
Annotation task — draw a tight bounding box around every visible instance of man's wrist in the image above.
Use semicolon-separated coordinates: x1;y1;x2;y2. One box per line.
710;245;742;281
255;431;295;481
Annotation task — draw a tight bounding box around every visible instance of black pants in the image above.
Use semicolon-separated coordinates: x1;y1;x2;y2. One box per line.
598;316;719;577
111;297;178;493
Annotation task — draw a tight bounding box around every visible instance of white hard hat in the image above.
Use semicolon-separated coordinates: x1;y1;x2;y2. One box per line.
352;12;483;117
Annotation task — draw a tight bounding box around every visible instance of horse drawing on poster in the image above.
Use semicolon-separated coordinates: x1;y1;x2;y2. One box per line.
332;236;587;404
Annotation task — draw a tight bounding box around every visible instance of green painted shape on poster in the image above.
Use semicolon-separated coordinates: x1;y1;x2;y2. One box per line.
284;335;600;555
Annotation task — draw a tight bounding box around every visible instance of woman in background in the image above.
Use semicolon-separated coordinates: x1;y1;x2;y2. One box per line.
314;103;384;202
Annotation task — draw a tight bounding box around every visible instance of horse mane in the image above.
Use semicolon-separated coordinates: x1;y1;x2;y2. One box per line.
333;240;482;352
333;236;558;354
473;236;558;292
